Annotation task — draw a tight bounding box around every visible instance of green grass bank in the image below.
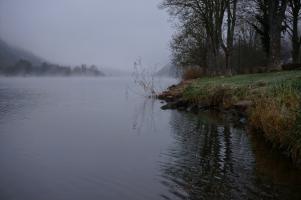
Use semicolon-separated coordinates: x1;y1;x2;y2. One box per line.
160;70;301;162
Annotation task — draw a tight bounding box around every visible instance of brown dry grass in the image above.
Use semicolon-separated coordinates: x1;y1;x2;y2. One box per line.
248;84;300;157
182;68;204;80
249;97;297;144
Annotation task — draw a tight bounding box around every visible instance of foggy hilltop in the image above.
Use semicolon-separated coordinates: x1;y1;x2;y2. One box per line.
0;38;105;77
0;38;43;67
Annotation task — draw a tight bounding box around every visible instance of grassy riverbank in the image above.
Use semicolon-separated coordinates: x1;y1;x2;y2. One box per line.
160;70;301;162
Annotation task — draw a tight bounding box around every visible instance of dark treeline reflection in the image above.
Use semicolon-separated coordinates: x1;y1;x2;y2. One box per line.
159;111;301;200
0;59;105;77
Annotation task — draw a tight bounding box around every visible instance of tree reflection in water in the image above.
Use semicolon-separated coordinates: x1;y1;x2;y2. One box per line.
159;110;301;200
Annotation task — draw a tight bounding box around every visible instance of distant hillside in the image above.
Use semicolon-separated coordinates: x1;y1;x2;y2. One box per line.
156;64;181;78
0;39;106;77
0;38;43;68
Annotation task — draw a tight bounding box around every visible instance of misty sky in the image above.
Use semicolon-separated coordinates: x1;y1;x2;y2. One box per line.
0;0;173;70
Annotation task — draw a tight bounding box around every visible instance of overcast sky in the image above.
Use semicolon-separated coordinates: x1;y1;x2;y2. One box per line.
0;0;173;70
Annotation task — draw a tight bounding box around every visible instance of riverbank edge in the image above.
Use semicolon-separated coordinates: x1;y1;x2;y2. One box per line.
157;71;301;164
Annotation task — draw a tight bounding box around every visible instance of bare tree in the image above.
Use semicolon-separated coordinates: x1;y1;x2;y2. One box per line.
161;0;230;72
170;14;208;68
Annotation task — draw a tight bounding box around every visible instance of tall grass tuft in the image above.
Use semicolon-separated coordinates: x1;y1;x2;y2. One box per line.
249;80;301;159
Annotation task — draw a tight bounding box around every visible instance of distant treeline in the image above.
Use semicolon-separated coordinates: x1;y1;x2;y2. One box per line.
0;59;105;77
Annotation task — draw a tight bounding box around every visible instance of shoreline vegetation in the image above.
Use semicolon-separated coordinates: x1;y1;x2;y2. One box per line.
158;70;301;164
158;0;301;166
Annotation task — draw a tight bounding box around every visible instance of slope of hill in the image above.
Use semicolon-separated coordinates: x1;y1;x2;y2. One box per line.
156;64;181;78
0;39;43;68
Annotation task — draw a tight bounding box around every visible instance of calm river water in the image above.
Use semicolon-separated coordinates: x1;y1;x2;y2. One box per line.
0;77;300;200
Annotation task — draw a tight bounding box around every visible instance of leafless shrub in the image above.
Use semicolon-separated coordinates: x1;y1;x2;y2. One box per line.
131;58;158;98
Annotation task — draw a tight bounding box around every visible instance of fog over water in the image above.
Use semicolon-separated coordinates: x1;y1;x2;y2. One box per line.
0;0;173;70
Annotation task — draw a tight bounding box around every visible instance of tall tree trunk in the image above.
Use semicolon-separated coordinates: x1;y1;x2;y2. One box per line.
269;22;282;69
225;51;230;74
267;0;287;70
292;13;300;63
289;0;301;63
